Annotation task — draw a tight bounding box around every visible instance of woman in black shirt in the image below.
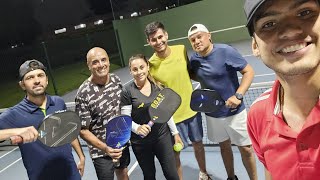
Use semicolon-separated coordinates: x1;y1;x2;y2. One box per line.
121;54;182;180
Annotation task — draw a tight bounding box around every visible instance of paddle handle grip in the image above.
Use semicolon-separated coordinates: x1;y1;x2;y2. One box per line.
112;145;127;167
113;159;120;167
147;121;154;127
139;121;154;138
10;135;23;144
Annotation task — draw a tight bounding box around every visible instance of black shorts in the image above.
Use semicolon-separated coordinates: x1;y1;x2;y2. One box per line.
92;146;130;180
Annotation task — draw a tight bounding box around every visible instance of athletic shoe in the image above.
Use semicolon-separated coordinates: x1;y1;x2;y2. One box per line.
199;171;212;180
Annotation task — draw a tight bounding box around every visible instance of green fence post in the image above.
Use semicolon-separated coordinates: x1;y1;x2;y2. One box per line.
41;41;58;95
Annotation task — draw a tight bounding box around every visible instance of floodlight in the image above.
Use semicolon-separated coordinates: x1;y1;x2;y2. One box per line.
54;28;66;34
74;24;86;30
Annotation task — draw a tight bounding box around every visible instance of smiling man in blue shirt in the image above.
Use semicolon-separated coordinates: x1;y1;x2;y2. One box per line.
0;60;85;180
187;24;257;180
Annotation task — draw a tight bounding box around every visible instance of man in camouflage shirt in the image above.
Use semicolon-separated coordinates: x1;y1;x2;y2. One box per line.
75;47;130;180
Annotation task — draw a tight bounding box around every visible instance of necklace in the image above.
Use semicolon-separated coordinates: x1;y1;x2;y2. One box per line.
279;85;284;110
279;85;290;126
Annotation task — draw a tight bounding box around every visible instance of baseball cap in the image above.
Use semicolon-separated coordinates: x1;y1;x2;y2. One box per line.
244;0;267;36
187;24;209;38
19;60;46;80
245;0;320;36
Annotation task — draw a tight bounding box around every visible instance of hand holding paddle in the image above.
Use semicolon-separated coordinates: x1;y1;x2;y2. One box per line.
190;89;226;113
225;95;242;109
103;145;123;164
10;126;38;144
11;110;81;147
105;115;132;167
136;124;151;137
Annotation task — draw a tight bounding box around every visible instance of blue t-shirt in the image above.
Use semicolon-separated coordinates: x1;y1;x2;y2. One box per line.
0;95;80;180
190;44;247;118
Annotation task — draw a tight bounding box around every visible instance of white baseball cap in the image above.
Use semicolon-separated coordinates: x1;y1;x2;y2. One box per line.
187;24;209;38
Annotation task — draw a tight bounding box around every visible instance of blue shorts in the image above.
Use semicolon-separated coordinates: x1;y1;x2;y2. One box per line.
176;113;203;149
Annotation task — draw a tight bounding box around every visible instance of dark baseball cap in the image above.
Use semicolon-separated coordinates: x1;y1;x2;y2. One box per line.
19;60;46;80
244;0;267;36
244;0;320;36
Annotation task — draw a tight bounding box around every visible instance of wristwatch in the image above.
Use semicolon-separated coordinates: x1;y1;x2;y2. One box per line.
235;93;243;100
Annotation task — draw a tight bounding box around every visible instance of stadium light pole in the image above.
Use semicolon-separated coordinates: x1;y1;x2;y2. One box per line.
41;41;58;95
109;0;115;20
108;0;125;67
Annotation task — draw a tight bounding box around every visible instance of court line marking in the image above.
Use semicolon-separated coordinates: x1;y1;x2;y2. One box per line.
123;79;133;85
144;25;245;46
119;78;140;176
0;157;22;174
194;82;201;89
128;161;139;176
243;54;253;57
254;73;275;77
0;147;19;160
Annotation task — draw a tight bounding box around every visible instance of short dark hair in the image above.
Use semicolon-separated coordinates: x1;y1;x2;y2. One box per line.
144;21;165;38
244;0;320;36
247;0;271;36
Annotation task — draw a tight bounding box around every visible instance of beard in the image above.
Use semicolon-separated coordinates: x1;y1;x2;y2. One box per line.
27;86;46;97
266;61;320;78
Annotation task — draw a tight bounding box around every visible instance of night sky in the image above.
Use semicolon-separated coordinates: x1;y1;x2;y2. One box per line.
0;0;197;49
0;0;110;49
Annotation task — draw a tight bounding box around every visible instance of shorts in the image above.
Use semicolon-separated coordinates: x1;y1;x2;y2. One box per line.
131;132;179;180
92;146;130;180
176;113;203;149
206;110;251;146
